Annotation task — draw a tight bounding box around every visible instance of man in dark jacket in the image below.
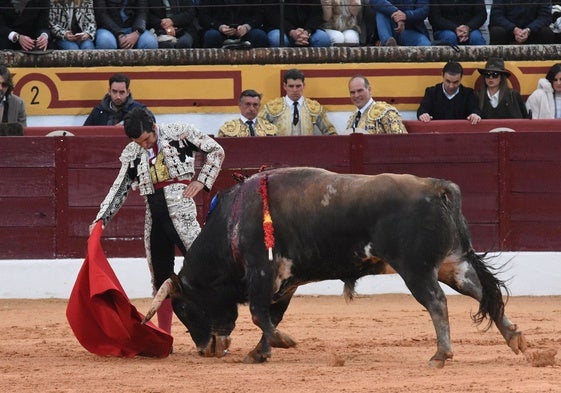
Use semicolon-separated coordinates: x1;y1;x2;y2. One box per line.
0;0;50;50
417;61;481;125
146;0;199;48
94;0;158;49
264;0;331;47
198;0;269;48
489;0;555;45
84;73;154;126
429;0;487;46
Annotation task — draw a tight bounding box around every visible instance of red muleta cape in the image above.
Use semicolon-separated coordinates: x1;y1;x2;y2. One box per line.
66;221;173;357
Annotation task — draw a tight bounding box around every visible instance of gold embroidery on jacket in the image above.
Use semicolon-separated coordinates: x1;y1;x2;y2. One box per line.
149;151;171;183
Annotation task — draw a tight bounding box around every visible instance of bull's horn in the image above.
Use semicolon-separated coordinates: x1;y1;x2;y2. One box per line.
142;278;174;324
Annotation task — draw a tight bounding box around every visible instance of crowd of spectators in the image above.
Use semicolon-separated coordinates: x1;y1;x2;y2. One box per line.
1;0;561;50
3;61;561;136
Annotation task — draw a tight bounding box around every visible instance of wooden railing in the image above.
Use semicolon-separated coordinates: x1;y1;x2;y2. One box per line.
3;121;561;258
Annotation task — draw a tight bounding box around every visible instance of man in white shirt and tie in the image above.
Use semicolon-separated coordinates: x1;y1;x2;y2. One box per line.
347;75;407;134
259;68;338;136
218;89;278;137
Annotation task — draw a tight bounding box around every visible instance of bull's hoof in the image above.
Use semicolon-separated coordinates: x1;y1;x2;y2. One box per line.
243;348;270;364
428;351;453;368
269;330;297;349
507;331;527;355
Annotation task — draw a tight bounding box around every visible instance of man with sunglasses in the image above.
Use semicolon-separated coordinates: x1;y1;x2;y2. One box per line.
0;65;27;127
417;61;481;125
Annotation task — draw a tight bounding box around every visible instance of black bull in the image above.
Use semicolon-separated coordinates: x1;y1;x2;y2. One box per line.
144;167;527;367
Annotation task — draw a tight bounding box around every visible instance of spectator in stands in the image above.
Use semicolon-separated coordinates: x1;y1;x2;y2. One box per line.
526;63;561;119
321;0;362;46
49;0;96;50
89;107;224;335
429;0;487;46
370;0;431;46
347;75;407;134
551;3;561;43
84;73;154;125
417;61;481;124
0;65;27;127
475;58;528;119
198;0;268;49
258;68;337;135
146;0;198;48
218;89;277;137
94;0;158;49
264;0;332;48
0;122;24;136
0;0;51;51
489;0;554;45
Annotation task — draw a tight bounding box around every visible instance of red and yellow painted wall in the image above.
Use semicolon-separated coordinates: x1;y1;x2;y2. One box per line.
10;61;556;117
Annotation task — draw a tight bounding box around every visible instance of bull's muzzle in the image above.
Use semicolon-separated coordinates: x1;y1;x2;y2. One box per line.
199;334;232;358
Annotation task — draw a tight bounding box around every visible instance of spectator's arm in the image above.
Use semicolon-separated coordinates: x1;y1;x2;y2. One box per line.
527;3;553;32
369;0;398;17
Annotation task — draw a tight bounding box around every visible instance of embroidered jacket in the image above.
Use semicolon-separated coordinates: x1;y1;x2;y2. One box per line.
218;118;278;137
49;0;97;40
258;97;337;136
346;101;407;134
95;122;224;224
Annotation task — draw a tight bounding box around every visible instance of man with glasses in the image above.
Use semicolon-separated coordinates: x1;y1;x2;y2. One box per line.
417;61;481;125
0;65;27;127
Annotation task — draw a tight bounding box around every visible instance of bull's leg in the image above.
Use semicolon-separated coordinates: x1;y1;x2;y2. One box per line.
244;265;297;363
244;289;298;364
437;258;527;355
401;271;454;368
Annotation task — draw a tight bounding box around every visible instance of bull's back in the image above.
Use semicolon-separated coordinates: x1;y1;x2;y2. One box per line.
241;168;463;266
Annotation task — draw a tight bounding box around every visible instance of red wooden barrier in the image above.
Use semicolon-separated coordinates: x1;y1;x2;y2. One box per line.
21;119;561;137
2;129;561;258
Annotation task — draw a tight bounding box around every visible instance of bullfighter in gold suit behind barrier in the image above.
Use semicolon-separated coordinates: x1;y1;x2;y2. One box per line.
218;89;277;137
346;75;407;134
258;68;337;136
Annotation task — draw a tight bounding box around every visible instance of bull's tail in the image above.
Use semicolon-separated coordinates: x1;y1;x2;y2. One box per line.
466;250;509;330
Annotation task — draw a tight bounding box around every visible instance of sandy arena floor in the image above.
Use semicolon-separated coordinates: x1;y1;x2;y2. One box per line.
0;294;559;392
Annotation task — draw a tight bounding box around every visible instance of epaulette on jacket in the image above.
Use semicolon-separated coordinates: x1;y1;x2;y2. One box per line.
219;119;243;137
261;121;278;136
304;98;323;115
119;141;141;164
367;102;397;121
264;97;286;116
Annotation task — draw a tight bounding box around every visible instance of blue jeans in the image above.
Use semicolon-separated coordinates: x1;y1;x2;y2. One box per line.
56;38;96;50
267;29;331;47
203;28;269;48
376;14;431;46
95;27;158;49
433;29;486;46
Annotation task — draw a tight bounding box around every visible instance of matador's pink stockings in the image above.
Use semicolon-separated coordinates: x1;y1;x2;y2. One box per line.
157;298;173;334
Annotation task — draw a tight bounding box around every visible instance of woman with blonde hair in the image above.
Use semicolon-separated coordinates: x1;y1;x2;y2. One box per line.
49;0;96;49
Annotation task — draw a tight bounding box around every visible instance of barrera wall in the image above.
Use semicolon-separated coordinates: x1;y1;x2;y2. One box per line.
2;120;561;259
